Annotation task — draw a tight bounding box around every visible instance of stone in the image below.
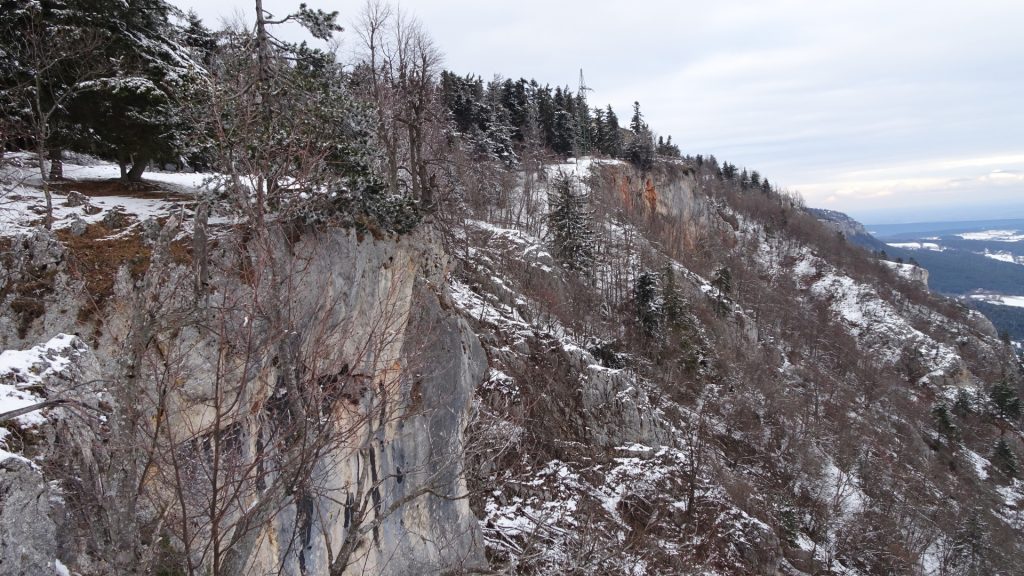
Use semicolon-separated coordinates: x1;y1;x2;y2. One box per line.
0;456;58;576
100;208;133;229
67;215;88;237
63;190;88;207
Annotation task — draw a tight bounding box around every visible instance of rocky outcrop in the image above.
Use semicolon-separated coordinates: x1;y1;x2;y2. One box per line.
0;222;487;576
880;259;929;287
0;455;57;576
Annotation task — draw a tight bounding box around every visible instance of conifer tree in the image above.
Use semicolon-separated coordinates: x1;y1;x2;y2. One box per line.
990;380;1021;424
626;101;654;170
603;104;622;157
954;389;975;418
660;266;686;331
634;271;661;339
992;438;1018;478
931;403;960;443
546;170;596;274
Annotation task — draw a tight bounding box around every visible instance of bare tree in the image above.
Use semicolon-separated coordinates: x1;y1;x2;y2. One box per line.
0;6;107;228
353;1;444;203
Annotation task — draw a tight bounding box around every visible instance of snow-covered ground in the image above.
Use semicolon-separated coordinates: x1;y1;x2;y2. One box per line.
794;253;961;382
886;241;944;251
957;229;1024;242
879;259;926;281
0;334;82;448
1;154;214;236
980;250;1024;265
969;294;1024;308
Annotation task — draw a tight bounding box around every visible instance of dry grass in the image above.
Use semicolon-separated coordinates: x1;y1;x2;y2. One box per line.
57;223;152;322
51;178;191;201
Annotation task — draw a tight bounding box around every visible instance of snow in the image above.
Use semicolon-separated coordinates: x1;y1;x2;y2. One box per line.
0;447;35;466
996;480;1023;529
879;259;924;280
794;254;961;379
965;450;990;480
546;156;620;180
969;294;1024;309
957;229;1024;242
1;155;216;237
55;559;71;576
886;241;944;251
980;250;1024;265
0;334;81;432
821;461;865;517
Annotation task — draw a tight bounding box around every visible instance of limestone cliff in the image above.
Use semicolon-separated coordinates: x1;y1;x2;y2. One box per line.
0;222;486;575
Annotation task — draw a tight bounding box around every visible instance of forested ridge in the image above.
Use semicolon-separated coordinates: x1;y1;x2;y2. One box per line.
1;2;1023;575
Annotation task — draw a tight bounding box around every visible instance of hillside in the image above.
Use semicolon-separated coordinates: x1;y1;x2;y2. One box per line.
2;2;1024;575
809;211;1024;342
2;151;1021;575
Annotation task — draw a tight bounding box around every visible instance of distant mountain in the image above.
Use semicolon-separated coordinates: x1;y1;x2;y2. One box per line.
806;207;889;251
809;209;1024;342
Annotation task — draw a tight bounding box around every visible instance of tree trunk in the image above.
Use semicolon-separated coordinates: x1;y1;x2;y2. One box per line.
36;141;53;230
124;155;150;182
48;146;63;180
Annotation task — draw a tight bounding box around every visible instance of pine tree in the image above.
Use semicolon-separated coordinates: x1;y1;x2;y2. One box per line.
59;0;208;181
546;170;595;274
660;266;686;331
626;101;655;171
712;266;732;295
992;438;1018;478
721;162;737;180
629;101;646;134
931;403;960;443
950;385;974;416
990;380;1021;424
634;271;661;338
603;104;622;157
656;135;680;157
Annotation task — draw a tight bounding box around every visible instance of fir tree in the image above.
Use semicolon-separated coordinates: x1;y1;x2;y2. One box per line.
950;385;974;416
67;0;207;180
656;135;680;157
629;101;646;133
990;380;1021;424
712;266;733;295
660;266;686;331
931;403;960;443
721;162;737;180
602;104;622;157
992;438;1018;478
546;170;596;274
634;271;661;338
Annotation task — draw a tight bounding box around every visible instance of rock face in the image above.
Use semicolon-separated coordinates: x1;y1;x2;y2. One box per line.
881;259;929;287
0;456;56;576
0;223;486;575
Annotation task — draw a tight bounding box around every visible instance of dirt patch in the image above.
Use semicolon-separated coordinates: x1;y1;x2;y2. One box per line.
57;223;152;322
51;179;191;201
55;219;195;323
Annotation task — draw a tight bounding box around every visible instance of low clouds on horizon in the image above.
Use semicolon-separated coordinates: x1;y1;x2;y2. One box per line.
181;0;1024;223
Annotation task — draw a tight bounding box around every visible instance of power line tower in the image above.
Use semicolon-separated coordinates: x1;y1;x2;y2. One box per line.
575;68;592;157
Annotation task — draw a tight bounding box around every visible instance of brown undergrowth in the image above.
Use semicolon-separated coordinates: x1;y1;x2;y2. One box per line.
50;178;191;201
57;221;192;324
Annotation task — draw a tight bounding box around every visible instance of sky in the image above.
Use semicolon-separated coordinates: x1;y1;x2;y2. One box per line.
175;0;1024;224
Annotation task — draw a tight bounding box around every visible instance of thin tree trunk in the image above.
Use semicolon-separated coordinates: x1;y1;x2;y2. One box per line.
36;141;53;230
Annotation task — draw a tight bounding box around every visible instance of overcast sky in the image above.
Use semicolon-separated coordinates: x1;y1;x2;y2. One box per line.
176;0;1023;224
